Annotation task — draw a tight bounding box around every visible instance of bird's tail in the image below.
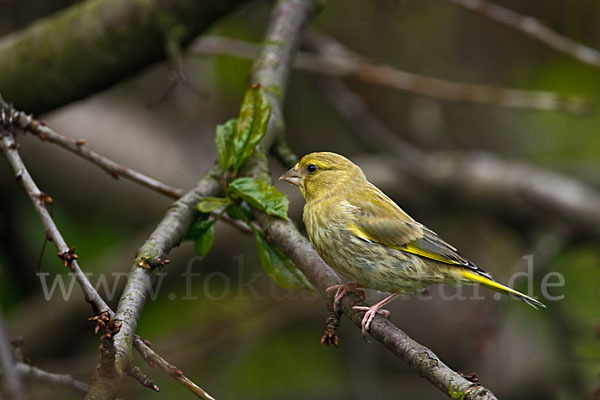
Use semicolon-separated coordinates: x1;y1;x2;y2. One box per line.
459;270;546;309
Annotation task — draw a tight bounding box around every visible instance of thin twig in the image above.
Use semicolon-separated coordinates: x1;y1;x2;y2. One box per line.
146;28;208;108
444;0;600;68
0;123;216;399
1;97;254;236
316;77;422;163
211;211;256;235
0;313;24;400
191;35;590;114
16;362;89;394
0;129;111;314
0;98;185;199
134;337;216;400
125;364;160;393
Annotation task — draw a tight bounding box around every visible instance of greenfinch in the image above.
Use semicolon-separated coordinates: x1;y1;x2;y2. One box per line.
280;152;545;335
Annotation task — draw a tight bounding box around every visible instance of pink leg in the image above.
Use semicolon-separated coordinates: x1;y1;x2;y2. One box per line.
325;282;366;312
353;293;399;336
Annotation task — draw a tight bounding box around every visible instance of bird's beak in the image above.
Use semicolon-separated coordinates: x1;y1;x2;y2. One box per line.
279;166;303;187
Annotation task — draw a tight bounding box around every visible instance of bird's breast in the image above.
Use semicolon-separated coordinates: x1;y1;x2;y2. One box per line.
302;200;423;292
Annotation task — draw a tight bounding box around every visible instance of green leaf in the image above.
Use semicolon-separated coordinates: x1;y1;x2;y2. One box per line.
231;85;271;173
225;202;255;221
184;214;210;241
254;231;312;290
196;197;232;213
185;217;216;256
216;119;237;171
228;177;288;219
194;221;215;256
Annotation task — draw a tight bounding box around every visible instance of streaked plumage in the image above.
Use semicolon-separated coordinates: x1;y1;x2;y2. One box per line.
280;152;544;335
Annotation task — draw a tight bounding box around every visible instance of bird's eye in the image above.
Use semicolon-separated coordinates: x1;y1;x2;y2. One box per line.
307;164;318;173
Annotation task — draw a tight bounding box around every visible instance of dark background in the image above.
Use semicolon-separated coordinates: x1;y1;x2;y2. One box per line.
0;0;599;399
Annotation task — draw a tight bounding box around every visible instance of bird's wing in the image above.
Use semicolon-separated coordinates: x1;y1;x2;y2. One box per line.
347;196;492;278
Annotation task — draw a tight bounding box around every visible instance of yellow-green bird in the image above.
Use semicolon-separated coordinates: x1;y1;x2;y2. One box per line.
280;152;545;335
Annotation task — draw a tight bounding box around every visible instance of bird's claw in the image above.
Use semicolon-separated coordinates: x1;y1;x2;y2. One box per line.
326;283;365;312
352;305;391;336
352;293;399;337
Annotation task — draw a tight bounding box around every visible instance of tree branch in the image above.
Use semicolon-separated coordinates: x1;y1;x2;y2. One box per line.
15;362;89;395
85;1;323;394
134;338;216;400
2;97;185;198
1;96;254;235
191;35;590;114
0;0;250;114
443;0;600;68
0;129;111;314
85;164;223;399
0;117;217;399
0;313;24;400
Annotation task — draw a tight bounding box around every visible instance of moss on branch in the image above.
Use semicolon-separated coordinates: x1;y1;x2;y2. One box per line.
0;0;249;114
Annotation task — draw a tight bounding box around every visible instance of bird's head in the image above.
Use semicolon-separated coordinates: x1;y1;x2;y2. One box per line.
279;152;366;202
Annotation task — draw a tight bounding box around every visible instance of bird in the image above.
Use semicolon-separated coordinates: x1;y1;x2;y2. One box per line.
279;151;545;336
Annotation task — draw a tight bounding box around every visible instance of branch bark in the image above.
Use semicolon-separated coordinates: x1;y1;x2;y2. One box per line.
134;339;216;400
2;96;185;198
1;96;254;235
15;362;89;395
1;130;111;314
0;0;250;114
84;164;223;399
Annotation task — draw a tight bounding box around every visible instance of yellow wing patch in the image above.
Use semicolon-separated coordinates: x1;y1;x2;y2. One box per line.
400;244;463;265
348;223;462;265
348;223;373;242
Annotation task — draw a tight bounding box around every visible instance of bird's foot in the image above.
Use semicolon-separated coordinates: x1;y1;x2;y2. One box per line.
352;293;399;336
325;282;365;312
352;305;390;336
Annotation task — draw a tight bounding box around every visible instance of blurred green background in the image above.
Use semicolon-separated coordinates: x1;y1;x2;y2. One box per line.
0;0;599;399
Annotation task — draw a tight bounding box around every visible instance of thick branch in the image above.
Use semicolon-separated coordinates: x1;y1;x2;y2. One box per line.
0;0;250;114
85;165;222;399
260;215;496;399
191;35;589;114
444;0;600;68
86;2;316;394
0;120;217;399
